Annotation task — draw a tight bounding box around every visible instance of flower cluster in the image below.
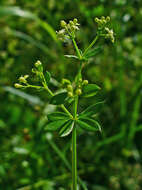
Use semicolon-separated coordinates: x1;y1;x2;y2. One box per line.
62;78;88;97
95;16;115;43
56;18;80;41
14;60;44;90
14;75;29;89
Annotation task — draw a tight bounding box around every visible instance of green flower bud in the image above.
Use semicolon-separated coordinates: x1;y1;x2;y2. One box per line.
94;17;99;23
19;76;27;84
75;89;82;95
24;75;29;79
68;92;73;97
73;18;78;24
106;16;110;22
79;78;82;83
67;84;73;91
82;80;88;85
35;60;43;72
14;83;23;88
35;60;42;67
69;21;74;26
60;20;67;28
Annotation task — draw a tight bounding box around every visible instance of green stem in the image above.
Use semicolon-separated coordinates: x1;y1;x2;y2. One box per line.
83;35;99;56
44;82;73;118
72;96;78;190
72;124;77;190
72;38;82;59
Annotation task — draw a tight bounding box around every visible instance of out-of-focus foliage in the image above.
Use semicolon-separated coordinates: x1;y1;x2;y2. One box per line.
0;0;142;189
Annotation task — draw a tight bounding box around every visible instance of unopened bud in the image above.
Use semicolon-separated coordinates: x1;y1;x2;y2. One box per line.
82;80;88;85
79;78;82;83
19;76;27;84
75;89;82;95
67;85;73;91
24;75;29;79
35;60;42;67
60;20;67;28
106;16;110;22
73;18;78;24
14;83;23;88
95;17;99;23
68;92;73;97
35;60;43;72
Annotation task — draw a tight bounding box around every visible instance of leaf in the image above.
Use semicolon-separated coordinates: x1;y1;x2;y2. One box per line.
79;101;104;117
64;55;79;59
45;71;51;84
45;120;68;131
59;121;74;137
77;118;101;132
82;84;101;98
47;112;69;121
0;6;57;41
84;47;102;59
50;92;68;105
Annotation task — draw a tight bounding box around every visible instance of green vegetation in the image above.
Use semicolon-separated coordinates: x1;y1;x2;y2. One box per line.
0;0;142;190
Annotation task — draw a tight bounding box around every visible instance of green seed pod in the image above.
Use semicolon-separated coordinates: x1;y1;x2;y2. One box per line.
67;85;73;91
82;80;88;85
68;92;73;97
14;83;23;88
75;89;82;95
60;20;67;28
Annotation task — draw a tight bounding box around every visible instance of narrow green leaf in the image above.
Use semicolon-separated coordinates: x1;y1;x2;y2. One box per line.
64;55;79;59
79;101;104;117
77;119;101;132
50;92;68;105
60;121;74;137
47;112;69;121
85;47;102;59
45;119;68;131
45;71;51;84
82;84;101;98
81;118;101;132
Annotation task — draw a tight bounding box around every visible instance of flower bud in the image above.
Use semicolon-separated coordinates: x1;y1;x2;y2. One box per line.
24;75;29;79
73;18;78;24
68;92;73;97
106;16;110;22
19;76;27;84
35;60;42;67
35;60;43;72
75;89;82;95
79;78;82;83
95;17;99;23
67;85;73;91
82;80;88;85
14;83;23;88
60;20;67;28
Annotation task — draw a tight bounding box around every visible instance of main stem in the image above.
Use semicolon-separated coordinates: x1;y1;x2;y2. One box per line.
72;96;78;190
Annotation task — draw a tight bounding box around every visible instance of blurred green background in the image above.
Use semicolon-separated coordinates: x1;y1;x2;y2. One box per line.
0;0;142;189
